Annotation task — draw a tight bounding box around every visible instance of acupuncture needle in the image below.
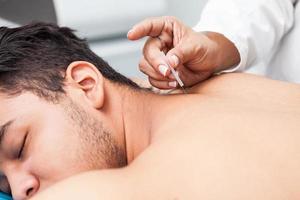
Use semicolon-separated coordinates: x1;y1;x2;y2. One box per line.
166;63;187;94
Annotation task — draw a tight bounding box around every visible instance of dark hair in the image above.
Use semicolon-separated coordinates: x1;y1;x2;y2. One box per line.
0;22;140;101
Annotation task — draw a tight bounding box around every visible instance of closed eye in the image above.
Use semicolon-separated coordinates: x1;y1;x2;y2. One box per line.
18;133;27;159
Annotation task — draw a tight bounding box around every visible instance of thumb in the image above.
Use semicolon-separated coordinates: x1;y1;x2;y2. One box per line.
166;42;197;69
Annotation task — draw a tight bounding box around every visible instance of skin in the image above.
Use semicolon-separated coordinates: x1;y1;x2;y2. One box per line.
1;61;300;199
0;61;131;199
127;16;241;89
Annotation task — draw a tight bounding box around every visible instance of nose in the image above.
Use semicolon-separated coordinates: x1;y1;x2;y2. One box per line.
8;172;40;200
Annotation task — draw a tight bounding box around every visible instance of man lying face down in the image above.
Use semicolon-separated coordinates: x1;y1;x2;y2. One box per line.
1;23;300;200
0;23;139;198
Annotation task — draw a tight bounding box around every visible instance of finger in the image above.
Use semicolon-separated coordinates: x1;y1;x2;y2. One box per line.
143;37;172;77
165;42;189;69
148;77;178;90
127;17;165;40
139;57;175;81
165;33;202;69
127;16;176;40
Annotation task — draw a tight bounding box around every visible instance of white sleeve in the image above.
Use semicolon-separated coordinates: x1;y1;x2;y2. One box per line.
193;0;297;72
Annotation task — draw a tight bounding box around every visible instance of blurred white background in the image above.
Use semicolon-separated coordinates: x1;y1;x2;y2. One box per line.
0;0;208;78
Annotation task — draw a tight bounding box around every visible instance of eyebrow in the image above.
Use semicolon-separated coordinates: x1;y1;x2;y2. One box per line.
0;120;14;147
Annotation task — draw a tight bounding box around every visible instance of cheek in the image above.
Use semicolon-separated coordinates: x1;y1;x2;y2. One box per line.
28;135;82;183
27;115;90;184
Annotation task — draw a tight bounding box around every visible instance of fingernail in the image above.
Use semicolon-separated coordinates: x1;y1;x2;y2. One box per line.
158;64;168;76
171;55;179;66
168;81;177;88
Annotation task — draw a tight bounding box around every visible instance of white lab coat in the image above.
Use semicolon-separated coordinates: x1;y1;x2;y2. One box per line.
194;0;300;83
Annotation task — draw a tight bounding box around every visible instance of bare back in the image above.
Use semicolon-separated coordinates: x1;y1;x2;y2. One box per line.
128;73;300;199
32;73;300;200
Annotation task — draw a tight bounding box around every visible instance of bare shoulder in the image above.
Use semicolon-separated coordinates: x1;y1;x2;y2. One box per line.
30;169;134;200
190;73;299;93
184;73;300;107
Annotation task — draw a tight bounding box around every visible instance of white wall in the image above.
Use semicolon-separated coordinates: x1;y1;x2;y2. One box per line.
165;0;208;27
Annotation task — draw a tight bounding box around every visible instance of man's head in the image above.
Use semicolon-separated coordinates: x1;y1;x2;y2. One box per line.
0;22;139;100
0;22;139;199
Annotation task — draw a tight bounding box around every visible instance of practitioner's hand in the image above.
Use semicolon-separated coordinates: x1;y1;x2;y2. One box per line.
127;16;240;89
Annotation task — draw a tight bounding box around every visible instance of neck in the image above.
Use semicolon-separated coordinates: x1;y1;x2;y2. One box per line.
105;82;167;163
121;88;161;163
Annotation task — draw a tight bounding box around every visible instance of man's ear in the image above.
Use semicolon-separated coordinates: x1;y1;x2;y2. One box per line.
65;61;104;109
